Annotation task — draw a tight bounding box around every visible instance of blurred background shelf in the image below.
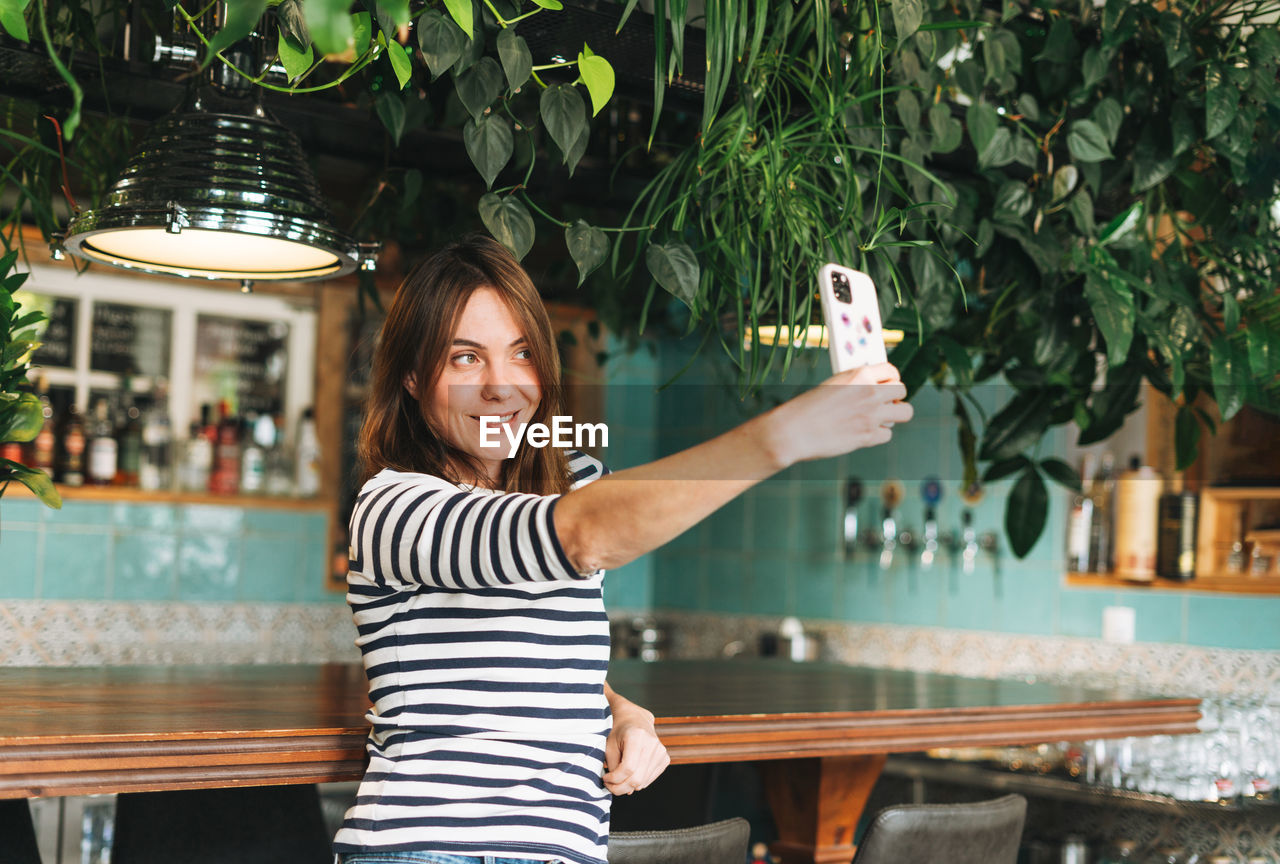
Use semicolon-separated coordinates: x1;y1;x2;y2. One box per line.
1065;571;1280;596
5;481;331;512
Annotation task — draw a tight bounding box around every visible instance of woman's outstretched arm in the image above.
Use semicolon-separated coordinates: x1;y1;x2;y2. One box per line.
554;362;912;573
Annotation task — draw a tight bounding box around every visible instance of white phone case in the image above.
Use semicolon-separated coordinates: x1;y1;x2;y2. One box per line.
818;263;888;373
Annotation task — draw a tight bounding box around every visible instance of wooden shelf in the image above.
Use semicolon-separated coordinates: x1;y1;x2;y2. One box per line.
5;481;331;512
1193;486;1280;501
1066;571;1280;596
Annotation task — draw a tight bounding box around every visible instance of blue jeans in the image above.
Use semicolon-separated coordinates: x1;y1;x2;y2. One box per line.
339;855;559;864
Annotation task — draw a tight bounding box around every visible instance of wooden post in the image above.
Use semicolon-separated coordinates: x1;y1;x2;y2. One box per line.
760;754;887;864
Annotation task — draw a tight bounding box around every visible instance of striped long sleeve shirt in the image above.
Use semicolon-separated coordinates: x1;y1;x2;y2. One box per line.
333;452;612;864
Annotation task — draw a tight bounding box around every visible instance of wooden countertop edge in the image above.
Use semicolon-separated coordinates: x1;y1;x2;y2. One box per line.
0;700;1199;749
0;705;1202;796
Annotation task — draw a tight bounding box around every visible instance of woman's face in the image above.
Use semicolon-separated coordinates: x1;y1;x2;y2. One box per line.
424;286;541;485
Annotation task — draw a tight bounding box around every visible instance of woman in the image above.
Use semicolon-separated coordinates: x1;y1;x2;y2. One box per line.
334;235;912;864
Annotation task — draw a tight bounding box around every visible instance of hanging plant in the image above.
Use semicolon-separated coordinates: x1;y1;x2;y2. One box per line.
610;0;1280;557
0;249;60;511
879;0;1280;556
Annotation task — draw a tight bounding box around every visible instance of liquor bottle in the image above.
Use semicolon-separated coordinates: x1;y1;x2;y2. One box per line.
59;404;87;487
0;438;24;465
295;407;320;497
0;379;28;464
86;397;118;486
1114;456;1162;582
178;417;213;493
239;412;266;494
209;400;240;495
264;414;293;496
138;381;174;491
1156;472;1198;581
31;375;57;475
115;397;143;487
1087;452;1116;572
1065;453;1096;572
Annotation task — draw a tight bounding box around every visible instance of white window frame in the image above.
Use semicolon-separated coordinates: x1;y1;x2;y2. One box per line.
21;263;317;439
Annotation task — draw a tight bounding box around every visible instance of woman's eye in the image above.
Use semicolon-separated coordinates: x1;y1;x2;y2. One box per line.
514;349;533;361
454;352;479;366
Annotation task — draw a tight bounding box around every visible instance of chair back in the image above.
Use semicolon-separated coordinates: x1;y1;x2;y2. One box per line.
850;794;1027;864
609;816;751;864
0;799;43;864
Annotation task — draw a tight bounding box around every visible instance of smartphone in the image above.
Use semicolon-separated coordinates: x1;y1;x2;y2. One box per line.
818;263;888;374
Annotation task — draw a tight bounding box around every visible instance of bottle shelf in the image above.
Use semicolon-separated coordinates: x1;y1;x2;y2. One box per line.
4;481;331;512
1065;571;1280;596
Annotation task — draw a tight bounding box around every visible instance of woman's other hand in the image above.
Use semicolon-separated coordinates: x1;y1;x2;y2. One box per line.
602;686;670;796
764;362;913;466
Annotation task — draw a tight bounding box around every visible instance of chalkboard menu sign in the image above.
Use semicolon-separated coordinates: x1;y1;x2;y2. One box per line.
30;295;77;369
90;301;172;378
194;314;289;417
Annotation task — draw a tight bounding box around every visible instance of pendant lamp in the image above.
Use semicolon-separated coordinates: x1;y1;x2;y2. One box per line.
59;59;371;286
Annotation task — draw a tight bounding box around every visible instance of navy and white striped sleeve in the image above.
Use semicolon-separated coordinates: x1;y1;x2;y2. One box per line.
349;481;585;590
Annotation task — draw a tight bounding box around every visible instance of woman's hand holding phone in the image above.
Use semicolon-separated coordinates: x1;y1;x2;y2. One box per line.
763;362;912;466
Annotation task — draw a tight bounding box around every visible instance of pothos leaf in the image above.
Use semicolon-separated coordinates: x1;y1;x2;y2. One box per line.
890;0;923;41
540;84;587;165
416;10;466;79
382;36;412;90
1206;67;1240;139
576;46;615;117
0;0;32;41
478;193;535;261
645;242;700;312
1067;119;1113;163
1083;273;1134;367
455;57;503;123
1174;404;1201;471
463;114;513;189
352;10;371;54
1006;466;1048;558
205;0;267;66
375;0;409;28
277;31;314;82
1039;457;1081;491
441;0;474;40
565;220;610;287
276;0;310;48
374;91;407;145
496;29;532;92
302;0;351;56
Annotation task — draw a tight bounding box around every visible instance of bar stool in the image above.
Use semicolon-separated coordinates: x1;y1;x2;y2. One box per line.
111;785;332;864
0;799;43;864
609;816;751;864
850;794;1027;864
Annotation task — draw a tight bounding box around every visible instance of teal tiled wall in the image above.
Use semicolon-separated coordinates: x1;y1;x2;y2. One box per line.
599;341;659;612
607;339;1280;652
0;497;338;604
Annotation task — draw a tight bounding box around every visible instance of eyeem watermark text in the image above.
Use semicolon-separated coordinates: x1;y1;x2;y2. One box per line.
480;416;609;457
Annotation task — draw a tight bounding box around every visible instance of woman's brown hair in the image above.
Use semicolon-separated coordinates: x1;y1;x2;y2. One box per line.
357;235;572;496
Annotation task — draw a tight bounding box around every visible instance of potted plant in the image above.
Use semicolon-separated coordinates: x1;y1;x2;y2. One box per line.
0;249;61;514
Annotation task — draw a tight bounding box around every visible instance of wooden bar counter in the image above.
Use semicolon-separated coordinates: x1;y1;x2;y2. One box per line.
0;660;1200;864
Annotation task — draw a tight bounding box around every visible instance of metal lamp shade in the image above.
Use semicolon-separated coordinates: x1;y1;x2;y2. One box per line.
63;110;361;282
